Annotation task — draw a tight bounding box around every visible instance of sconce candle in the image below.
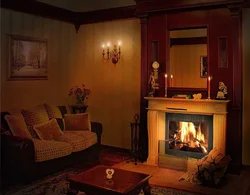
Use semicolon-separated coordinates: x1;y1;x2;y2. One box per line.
170;75;173;87
102;41;121;64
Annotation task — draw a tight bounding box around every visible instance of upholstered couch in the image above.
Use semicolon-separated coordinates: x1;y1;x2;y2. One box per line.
0;104;102;185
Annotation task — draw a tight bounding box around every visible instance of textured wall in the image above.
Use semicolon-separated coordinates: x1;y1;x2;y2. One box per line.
0;8;141;149
242;8;250;165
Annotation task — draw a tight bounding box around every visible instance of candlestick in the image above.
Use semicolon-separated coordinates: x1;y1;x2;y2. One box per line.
208;76;211;99
170;75;173;87
165;74;168;97
165;74;168;87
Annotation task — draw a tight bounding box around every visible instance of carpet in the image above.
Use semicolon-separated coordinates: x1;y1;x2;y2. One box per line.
1;165;196;195
2;161;249;195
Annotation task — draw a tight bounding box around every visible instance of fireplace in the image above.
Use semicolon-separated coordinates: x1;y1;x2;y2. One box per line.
144;97;229;168
166;113;213;159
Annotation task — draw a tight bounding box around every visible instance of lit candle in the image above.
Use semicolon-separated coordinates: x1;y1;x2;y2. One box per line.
118;41;121;48
208;76;211;91
165;74;168;88
170;75;173;87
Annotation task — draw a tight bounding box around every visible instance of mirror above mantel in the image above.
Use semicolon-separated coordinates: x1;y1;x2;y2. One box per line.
168;27;208;89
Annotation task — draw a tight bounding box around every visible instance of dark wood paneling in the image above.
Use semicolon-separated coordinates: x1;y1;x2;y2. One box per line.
170;37;207;46
135;0;243;15
139;16;149;161
167;10;209;29
148;14;167;97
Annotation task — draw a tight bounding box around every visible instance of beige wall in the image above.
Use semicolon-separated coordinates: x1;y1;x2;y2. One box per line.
242;8;250;166
0;8;141;149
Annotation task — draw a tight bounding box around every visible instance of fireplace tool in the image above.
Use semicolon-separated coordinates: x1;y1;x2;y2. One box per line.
126;114;140;165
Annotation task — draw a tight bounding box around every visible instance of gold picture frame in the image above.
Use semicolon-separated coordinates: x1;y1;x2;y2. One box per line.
200;56;208;78
7;34;48;80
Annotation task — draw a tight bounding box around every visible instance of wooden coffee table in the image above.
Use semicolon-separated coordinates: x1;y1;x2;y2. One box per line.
68;165;151;195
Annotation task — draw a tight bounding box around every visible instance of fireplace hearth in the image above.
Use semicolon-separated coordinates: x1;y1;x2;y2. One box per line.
144;97;229;168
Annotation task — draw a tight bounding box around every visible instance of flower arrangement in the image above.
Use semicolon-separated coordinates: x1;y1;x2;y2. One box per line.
69;84;91;105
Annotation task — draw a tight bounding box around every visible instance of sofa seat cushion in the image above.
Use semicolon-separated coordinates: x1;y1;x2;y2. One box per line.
66;131;97;148
33;139;72;162
56;131;97;152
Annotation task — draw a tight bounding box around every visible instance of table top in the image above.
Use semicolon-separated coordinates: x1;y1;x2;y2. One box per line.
69;165;151;194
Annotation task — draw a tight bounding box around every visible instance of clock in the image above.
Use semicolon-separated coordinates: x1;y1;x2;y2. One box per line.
152;61;159;69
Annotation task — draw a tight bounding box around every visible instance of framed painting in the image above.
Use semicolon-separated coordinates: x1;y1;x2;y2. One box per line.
7;34;48;80
200;56;208;78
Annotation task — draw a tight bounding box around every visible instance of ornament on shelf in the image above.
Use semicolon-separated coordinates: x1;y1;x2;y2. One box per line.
148;61;160;97
193;93;202;100
216;81;228;100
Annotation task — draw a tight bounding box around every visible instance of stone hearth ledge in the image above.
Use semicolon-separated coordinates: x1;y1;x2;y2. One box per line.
144;97;230;168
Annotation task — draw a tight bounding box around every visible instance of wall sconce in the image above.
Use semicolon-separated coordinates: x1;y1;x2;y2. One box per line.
102;41;121;64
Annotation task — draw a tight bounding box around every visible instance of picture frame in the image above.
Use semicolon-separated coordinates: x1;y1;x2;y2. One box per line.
200;56;208;78
7;34;48;80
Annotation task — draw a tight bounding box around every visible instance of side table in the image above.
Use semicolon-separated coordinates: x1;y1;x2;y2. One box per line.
72;105;88;114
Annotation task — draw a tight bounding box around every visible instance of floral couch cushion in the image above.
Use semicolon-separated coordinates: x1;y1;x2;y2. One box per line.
33;139;72;162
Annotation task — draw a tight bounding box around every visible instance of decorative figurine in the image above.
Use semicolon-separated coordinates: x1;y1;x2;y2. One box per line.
193;93;202;99
148;72;156;97
216;81;228;100
106;168;115;179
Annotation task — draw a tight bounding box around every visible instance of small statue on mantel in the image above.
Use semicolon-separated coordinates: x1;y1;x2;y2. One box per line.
216;81;228;100
148;72;156;97
148;71;159;97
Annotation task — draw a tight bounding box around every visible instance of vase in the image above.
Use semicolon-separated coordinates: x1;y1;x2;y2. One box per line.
76;100;83;105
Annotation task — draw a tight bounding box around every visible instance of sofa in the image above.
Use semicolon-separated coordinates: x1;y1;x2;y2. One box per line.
0;104;102;185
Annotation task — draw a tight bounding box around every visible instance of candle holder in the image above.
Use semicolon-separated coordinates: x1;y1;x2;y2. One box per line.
208;90;211;100
165;87;168;98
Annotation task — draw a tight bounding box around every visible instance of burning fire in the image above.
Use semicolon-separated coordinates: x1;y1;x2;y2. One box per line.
175;121;208;154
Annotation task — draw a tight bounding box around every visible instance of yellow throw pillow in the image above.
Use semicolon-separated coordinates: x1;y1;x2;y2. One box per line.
33;119;63;140
64;113;91;131
4;114;33;139
44;104;62;119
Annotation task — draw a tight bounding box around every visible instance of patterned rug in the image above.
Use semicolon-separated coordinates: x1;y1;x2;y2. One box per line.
1;165;200;195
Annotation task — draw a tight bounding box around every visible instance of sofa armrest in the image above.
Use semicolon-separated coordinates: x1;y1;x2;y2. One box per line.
1;134;36;182
90;122;102;144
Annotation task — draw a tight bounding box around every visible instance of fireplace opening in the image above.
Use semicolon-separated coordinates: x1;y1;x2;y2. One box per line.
165;113;213;159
